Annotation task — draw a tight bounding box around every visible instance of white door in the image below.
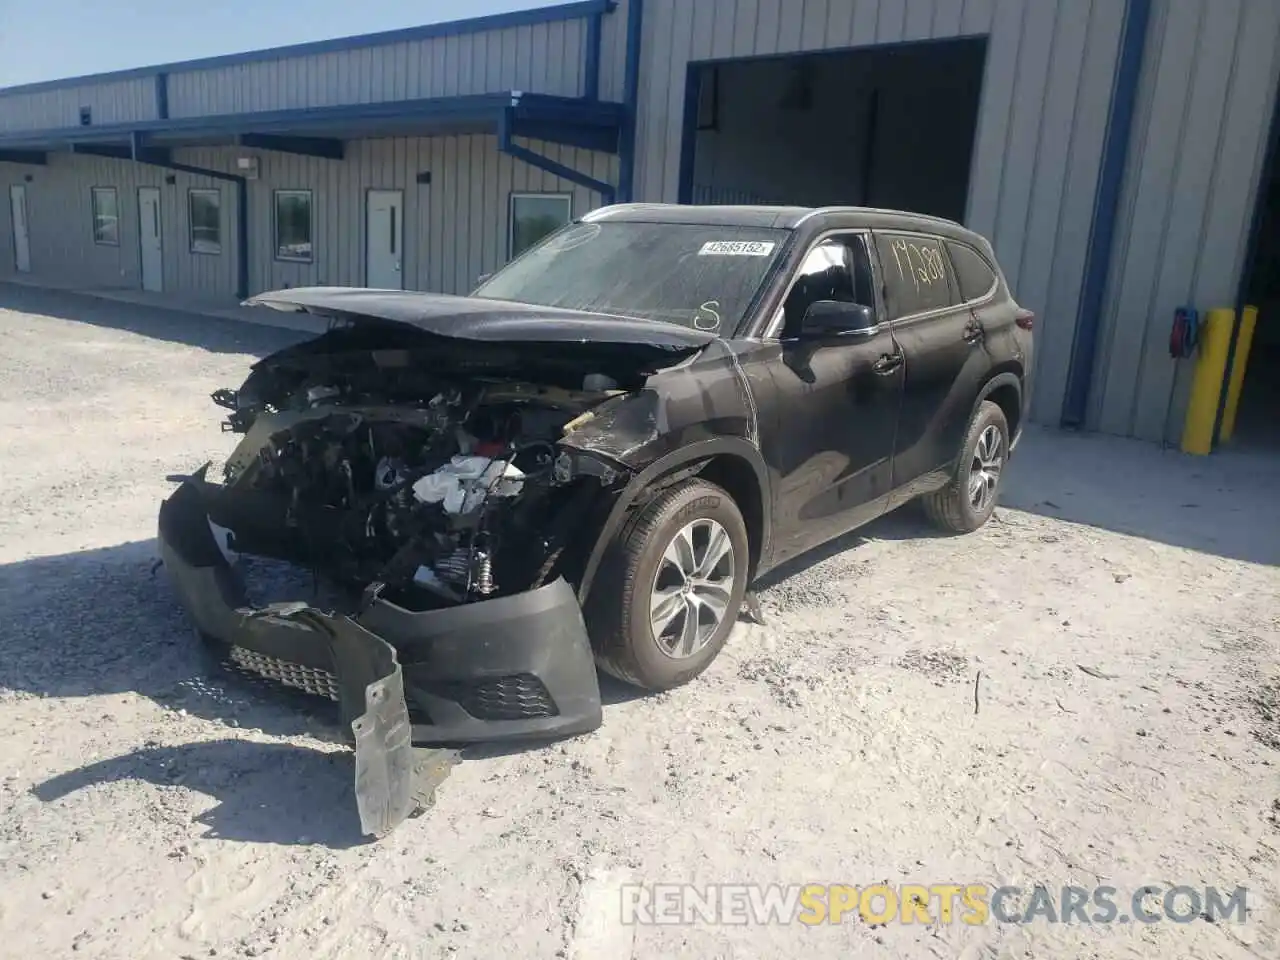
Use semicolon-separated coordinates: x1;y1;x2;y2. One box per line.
138;187;163;292
366;189;404;289
9;185;30;273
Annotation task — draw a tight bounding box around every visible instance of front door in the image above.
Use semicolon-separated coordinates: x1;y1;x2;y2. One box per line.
9;185;30;273
138;187;163;292
871;231;988;504
762;235;904;563
366;189;404;289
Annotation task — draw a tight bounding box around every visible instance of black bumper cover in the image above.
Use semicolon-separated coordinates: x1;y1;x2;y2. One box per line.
157;481;603;834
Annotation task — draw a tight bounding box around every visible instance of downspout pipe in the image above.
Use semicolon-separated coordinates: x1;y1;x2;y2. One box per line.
584;11;603;101
1060;0;1153;428
129;132;250;299
617;0;644;203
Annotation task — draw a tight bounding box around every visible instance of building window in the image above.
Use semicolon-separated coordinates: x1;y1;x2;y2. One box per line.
509;193;572;260
189;189;222;255
274;189;313;262
91;187;119;246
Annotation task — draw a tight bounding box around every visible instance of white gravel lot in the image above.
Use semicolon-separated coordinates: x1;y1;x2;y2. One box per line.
0;283;1277;960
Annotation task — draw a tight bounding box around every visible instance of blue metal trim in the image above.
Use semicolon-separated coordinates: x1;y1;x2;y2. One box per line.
584;12;603;101
155;73;169;120
617;0;644;202
237;133;344;159
1060;0;1153;428
0;0;615;97
510;118;619;153
0;149;46;165
498;109;616;204
676;62;699;204
0;93;623;152
71;143;133;160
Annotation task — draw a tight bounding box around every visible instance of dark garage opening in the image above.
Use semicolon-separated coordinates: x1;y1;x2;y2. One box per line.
1231;84;1280;450
683;38;987;223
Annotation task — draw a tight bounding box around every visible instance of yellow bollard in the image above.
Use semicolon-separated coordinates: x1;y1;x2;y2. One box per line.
1219;305;1259;443
1180;308;1235;455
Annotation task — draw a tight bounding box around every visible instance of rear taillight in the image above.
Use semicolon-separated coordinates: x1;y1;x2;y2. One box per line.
1015;308;1035;331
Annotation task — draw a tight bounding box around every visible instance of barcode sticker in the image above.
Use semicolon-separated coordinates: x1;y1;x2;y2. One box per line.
698;240;777;257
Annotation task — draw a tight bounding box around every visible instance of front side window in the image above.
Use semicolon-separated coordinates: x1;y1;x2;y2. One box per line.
189;189;222;255
274;190;313;262
874;232;955;320
777;235;877;338
509;193;572;259
91;187;119;246
474;220;789;334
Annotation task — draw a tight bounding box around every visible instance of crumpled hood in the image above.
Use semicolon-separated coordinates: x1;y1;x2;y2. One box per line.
244;287;719;353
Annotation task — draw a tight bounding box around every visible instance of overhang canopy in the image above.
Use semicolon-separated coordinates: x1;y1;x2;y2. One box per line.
0;92;624;157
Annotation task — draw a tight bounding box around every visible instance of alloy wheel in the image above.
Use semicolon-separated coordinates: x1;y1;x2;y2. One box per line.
649;519;736;659
968;424;1004;511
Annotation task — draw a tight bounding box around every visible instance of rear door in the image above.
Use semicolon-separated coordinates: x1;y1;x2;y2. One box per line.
871;231;987;501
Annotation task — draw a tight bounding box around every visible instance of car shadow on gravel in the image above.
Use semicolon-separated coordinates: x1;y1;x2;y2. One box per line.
750;504;947;592
0;539;349;744
31;740;367;848
0;283;306;358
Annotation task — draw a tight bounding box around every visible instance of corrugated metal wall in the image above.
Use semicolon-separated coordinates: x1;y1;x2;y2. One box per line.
1089;0;1280;442
183;137;615;295
0;137;614;300
632;0;1128;428
0;153;237;294
0;78;156;133
167;19;592;117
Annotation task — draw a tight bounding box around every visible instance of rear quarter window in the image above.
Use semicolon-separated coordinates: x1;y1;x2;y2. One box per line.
946;241;998;303
874;232;955;320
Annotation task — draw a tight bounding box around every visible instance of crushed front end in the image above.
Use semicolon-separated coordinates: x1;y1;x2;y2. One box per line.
155;317;683;834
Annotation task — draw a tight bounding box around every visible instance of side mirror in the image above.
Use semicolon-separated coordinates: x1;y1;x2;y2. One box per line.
475;273;493;287
801;300;877;337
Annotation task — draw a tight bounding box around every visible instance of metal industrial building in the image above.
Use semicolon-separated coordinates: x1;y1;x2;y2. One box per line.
2;0;1279;445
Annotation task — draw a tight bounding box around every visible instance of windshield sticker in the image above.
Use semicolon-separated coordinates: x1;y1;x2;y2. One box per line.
698;240;777;257
693;301;722;332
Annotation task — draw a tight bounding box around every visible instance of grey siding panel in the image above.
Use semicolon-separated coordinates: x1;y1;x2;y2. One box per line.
633;0;1123;427
169;136;613;297
1091;0;1280;441
0;152;234;296
0;78;155;132
166;20;590;117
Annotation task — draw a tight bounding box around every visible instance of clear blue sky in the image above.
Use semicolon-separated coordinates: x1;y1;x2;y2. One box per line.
0;0;555;87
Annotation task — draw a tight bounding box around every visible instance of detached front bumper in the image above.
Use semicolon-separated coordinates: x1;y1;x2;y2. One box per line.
157;481;603;834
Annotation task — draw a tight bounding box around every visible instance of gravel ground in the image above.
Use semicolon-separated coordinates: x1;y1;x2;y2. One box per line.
1;283;1277;960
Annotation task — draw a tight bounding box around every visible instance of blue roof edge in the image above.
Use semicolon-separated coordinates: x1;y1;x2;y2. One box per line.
0;92;626;152
0;0;618;98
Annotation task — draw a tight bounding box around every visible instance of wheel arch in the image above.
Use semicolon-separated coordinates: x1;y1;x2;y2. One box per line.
576;438;771;602
976;371;1023;444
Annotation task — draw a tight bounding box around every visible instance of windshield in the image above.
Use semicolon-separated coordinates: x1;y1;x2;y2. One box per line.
472;221;790;335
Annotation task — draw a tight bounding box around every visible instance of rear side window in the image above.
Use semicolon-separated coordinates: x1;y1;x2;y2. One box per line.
874;232;954;320
947;241;998;303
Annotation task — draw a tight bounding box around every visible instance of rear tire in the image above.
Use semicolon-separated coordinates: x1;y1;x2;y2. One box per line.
587;479;749;691
922;400;1009;533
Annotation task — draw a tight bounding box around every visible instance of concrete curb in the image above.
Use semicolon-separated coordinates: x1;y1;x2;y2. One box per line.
0;277;331;335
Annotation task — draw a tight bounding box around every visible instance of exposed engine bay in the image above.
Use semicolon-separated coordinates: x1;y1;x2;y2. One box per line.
197;332;634;611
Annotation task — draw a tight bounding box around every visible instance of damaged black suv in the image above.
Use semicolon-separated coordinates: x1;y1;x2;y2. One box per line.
159;204;1032;833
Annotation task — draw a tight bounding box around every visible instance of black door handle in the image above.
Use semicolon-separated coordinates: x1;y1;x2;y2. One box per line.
873;353;903;375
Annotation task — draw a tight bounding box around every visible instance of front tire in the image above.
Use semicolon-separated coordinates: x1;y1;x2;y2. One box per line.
588;478;749;691
922;400;1009;533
